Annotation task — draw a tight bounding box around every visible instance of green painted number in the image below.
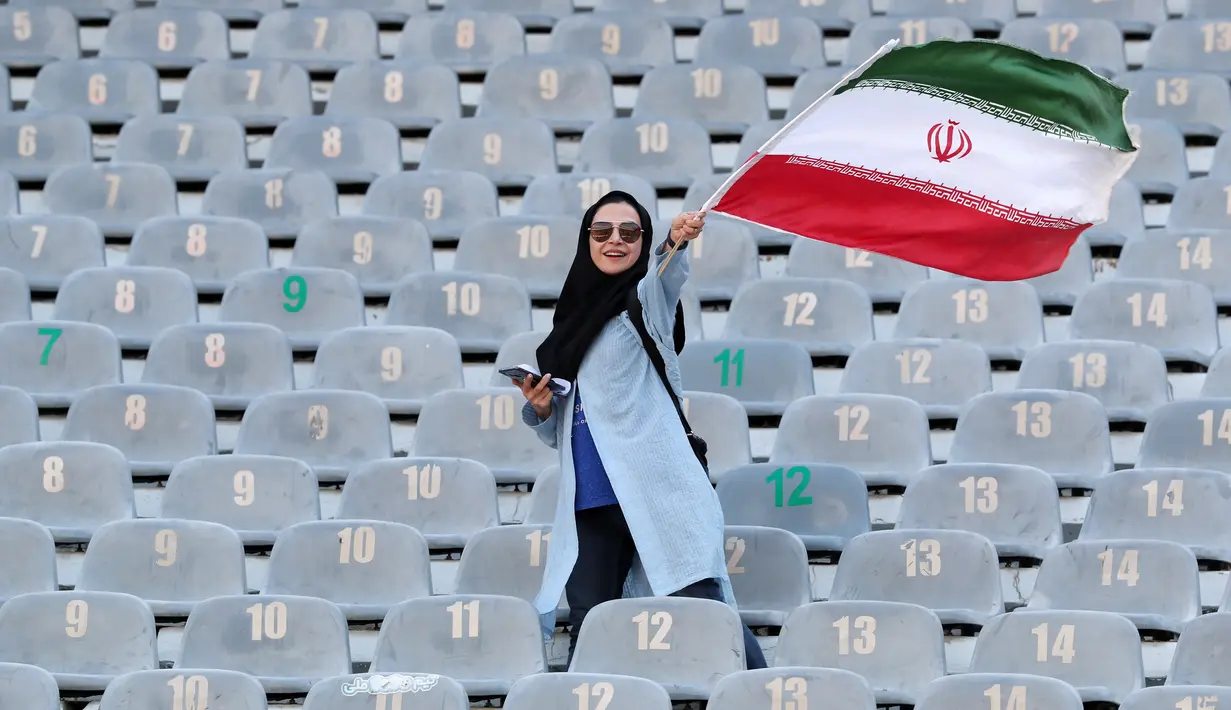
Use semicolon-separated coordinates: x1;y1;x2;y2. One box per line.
765;466;813;508
713;347;744;388
37;327;61;366
282;275;307;313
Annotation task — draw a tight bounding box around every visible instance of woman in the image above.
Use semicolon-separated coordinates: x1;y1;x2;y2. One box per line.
515;190;768;670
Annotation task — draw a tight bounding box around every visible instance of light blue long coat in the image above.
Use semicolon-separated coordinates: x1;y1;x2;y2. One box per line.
521;242;736;633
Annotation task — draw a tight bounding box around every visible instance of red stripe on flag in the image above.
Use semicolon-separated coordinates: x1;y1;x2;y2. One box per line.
713;154;1088;281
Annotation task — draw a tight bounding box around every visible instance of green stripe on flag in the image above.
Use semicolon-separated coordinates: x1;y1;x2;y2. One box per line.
835;39;1135;152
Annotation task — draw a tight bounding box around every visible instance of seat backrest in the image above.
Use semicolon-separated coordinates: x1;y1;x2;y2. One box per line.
845;16;973;66
386;272;532;354
1140;399;1231;474
1070;278;1220;365
548;13;675;75
265;116;402;183
312;326;463;414
716;463;871;550
709;667;875;710
722;525;811;618
61;384;217;473
115;115;249;182
0;321;121;406
364;170;499;240
1016;340;1171;421
1120;71;1231;138
915;673;1083;710
53;266;198;348
504;672;671;710
324;61;460;130
202;168;338;239
1168;612;1231;685
997;18;1126;74
1119;230;1231;305
521;173;658;219
478;54;614;128
576;118;712;187
219;267;366;348
0;518;57;602
100;668;268;710
419;117;557;186
0;441;134;542
695;15;826;76
100;8;230;68
838;339;991;417
724;278;872;356
453;215;581;298
0;216;104;291
632;62;768;128
396;12;525;71
0;662;61;710
1146;19;1231;75
303;672;470;710
179;59;313;128
0;7;79;66
291;216;433;296
454;524;553;602
413;388;555;483
45;162;178;235
678;339;815;416
128;215;270;294
1127;119;1189;193
0;113;93;182
142;323;294;408
30;58;160;123
250;9;378;70
894;280;1043;360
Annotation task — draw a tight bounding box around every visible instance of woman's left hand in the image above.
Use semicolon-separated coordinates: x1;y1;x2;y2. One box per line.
670;211;705;242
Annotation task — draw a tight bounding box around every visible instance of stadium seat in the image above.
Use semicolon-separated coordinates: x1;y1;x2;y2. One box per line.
0;386;38;446
265;117;402;185
53;266;198;349
386;272;532;354
1203;348;1231;396
114;115;247;183
786;239;928;303
898;463;1063;560
525;466;559;525
305;673;471;710
264;520;432;621
723;278;872;357
0;591;156;692
594;0;721;30
716;462;871;553
1117;231;1231;305
1212;132;1231;178
364;170;499;242
720;670;867;710
1168;612;1231;684
142;323;294;410
1124;688;1231;710
414;388;554;484
1125;119;1189;196
576;118;713;189
522;173;658;219
454;216;580;299
0;519;56;602
325;62;460;131
76;519;246;617
489;332;548;387
291;216;432;297
0;217;103;291
44;163;178;236
449;0;571;29
745;0;871;31
101;9;229;70
774;600;945;705
0;7;79;68
397;12;526;73
1120;71;1231;139
1169;177;1231;230
997;19;1126;76
0;441;133;543
680;391;751;480
548;13;675;78
1037;0;1166;33
336;457;499;549
969;609;1143;704
312;327;463;415
454;524;555;608
949;390;1114;489
250;9;378;72
847;17;974;66
696;15;826;78
179;60;313;129
161;455;321;546
371;594;547;696
0;663;60;710
1025;236;1093;307
633;63;768;134
29;59;159;125
479;55;614;132
839;339;991;419
179;594;351;693
1147;20;1231;77
127;216;269;295
420;117;556;188
666;220;758;300
1017;341;1170;422
1068;278;1220;365
234;390;393;484
219;267;364;349
100;669;268;710
0;113;92;182
681;283;704;340
505;672;672;710
0;267;30;323
771;394;932;487
884;0;1014;31
156;0;282;23
299;0;427;24
894;280;1043;361
735;120;782;166
788;67;854;118
1187;0;1231;16
721;526;811;626
1139;399;1231;473
678;339;814;416
915;674;1084;710
0;321;120;408
14;0;135;22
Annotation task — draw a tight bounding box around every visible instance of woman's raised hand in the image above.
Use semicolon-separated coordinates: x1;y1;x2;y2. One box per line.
670;211;706;242
518;373;554;420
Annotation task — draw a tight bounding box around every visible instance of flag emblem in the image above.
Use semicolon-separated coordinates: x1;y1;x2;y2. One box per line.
927;120;973;163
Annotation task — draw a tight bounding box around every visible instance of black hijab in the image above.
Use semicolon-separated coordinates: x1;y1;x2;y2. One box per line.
536;191;686;383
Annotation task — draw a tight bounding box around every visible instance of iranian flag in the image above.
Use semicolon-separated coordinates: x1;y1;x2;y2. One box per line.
704;39;1138;281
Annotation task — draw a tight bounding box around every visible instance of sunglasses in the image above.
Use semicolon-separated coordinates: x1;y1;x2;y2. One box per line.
589;221;643;244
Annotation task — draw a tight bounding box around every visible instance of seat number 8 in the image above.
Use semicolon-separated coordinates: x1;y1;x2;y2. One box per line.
204;333;226;368
43;455;64;493
125;394;147;431
322;127;342;158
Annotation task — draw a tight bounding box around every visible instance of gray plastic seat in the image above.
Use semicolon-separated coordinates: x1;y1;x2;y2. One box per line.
1126;688;1231;710
0;321;121;408
774;600;945;705
0;519;56;602
1081;468;1231;564
114;115;247;183
1017;341;1170;422
1140;399;1231;473
0;663;60;710
397;12;526;73
525;465;559;525
142;323;294;410
570;597;743;699
203;168;340;239
0;216;103;291
1024;236;1092;308
0;591;156;692
219;267;364;350
1120;71;1231;139
899;463;1062;560
312;327;463;415
414;388;555;484
14;0;134;21
1187;0;1231;16
454;216;580;299
478;55;614;132
265;117;402;185
1126;119;1189;196
679;339;814;417
0;442;133;543
76;519;246;618
786;239;929;303
337;457;499;549
1038;0;1166;32
846;17;973;66
53;266;198;349
1069;278;1220;365
179;60;313;129
449;0;570;29
371;594;546;696
0;7;79;68
969;609;1143;704
716;462;871;553
0;267;30;323
454;524;555;608
0;385;37;445
30;59;159;125
711;667;875;710
387;272;532;354
916;674;1084;710
997;18;1125;76
787;67;854;118
127;216;269;295
839;339;991;419
291;216;432;297
505;672;672;710
1147;20;1231;77
156;0;282;23
1202;348;1231;397
746;0;871;30
895;280;1043;361
162;454;321;546
305;673;469;710
45;163;178;236
695;15;825;78
667;220;759;301
101;8;229;70
1171;178;1231;231
250;9;378;72
633;63;768;134
721;526;811;626
680;391;751;480
594;0;722;29
298;0;425;23
234;390;393;484
522;173;658;219
0;113;92;181
1212;132;1231;179
62;384;217;476
576;118;712;189
488;331;547;387
724;278;872;357
1169;613;1231;684
364;170;499;242
771;394;932;487
179;594;351;694
264;520;431;621
549;13;674;78
325;61;460;131
884;0;1014;30
100;669;269;710
949;390;1113;489
420;117;556;188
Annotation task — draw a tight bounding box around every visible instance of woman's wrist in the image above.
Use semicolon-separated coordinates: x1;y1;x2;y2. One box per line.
664;236;687;251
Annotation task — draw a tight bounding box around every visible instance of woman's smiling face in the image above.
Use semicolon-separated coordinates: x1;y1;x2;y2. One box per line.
589;201;643;275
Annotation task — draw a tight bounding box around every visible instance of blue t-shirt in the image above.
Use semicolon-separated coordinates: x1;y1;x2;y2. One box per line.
572;389;619;510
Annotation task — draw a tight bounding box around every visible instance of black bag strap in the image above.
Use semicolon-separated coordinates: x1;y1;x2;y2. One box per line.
627;290;694;436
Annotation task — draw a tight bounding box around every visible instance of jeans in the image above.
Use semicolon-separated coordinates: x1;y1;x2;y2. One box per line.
564;503;769;670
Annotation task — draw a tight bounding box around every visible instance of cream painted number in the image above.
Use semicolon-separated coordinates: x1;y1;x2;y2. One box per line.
632;610;672;650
